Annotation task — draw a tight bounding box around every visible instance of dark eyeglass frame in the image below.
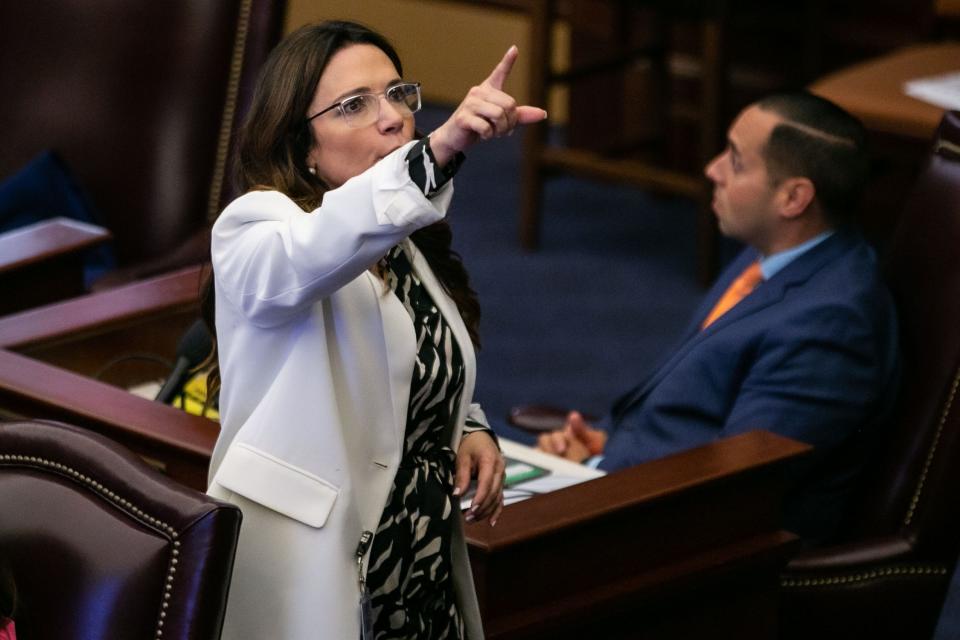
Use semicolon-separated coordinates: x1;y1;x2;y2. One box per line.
305;81;422;126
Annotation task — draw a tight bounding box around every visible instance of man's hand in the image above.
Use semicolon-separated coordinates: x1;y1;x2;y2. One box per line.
536;411;607;463
430;45;547;166
454;430;505;526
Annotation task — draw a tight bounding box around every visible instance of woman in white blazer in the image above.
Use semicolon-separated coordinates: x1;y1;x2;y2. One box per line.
202;21;546;640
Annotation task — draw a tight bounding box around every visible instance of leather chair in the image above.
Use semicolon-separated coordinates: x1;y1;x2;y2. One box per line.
779;110;960;639
0;419;241;639
0;0;285;289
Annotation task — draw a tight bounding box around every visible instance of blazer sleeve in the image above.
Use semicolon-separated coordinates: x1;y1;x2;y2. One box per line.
212;140;453;327
721;297;892;454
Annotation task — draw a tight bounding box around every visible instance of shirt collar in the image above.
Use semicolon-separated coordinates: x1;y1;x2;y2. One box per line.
759;230;834;281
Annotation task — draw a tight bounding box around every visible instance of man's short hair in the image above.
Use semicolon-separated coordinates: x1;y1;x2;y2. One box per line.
757;92;869;225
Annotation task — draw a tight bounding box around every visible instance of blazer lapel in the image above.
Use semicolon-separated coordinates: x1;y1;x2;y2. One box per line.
371;269;417;456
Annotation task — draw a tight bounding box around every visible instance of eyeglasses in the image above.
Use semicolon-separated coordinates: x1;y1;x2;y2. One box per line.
306;82;421;129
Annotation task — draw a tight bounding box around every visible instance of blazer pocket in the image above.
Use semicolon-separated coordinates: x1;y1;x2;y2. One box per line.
212;443;339;528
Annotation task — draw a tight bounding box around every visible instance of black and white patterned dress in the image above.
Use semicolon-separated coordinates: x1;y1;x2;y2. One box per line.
366;244;488;640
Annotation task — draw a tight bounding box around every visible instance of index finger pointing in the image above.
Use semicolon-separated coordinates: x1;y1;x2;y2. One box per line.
484;45;519;91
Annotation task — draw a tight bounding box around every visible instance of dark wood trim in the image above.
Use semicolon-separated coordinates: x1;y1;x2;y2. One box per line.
0;266;203;350
466;431;809;638
0;348;215;490
0;217;111;274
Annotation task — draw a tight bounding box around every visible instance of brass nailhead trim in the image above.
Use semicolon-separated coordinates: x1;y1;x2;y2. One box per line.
781;564;949;589
206;0;253;222
905;365;960;527
0;454;181;640
935;138;960;157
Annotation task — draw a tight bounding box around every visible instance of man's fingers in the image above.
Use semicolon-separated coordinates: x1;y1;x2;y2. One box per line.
536;432;553;453
570;417;606;456
551;430;568;454
484;45;519;91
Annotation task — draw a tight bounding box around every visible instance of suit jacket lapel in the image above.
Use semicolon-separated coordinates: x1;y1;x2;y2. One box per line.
610;249;760;418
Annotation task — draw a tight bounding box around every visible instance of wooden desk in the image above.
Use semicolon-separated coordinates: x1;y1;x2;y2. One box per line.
0;266;213;489
466;430;808;639
0;217;112;314
0;265;204;381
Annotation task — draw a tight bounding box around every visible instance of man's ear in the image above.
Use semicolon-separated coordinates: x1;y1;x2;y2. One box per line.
776;177;816;220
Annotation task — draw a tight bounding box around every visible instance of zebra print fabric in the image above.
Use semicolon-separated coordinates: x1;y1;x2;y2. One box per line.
365;244;489;640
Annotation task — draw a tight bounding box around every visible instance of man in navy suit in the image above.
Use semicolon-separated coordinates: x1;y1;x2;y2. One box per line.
537;92;900;544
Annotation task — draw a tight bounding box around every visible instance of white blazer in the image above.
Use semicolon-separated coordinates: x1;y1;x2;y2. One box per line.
207;141;484;639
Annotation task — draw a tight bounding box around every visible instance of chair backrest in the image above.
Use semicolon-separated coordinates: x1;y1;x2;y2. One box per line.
841;111;960;560
0;419;241;640
0;0;285;267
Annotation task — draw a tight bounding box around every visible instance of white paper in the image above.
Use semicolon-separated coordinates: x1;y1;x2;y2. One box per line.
461;438;605;510
127;380;162;399
904;71;960;110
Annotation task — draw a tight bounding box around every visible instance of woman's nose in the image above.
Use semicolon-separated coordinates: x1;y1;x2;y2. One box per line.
377;96;405;132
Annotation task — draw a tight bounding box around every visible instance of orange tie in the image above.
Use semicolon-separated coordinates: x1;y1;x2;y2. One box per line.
701;261;763;329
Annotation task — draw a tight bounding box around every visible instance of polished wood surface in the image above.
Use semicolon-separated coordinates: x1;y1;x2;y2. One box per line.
0;266;211;489
466;430;809;639
0;266;203;391
0;348;216;490
0;217;110;272
0;218;112;314
0;265;203;351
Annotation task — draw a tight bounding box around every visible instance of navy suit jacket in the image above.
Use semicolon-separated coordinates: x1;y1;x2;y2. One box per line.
599;230;900;543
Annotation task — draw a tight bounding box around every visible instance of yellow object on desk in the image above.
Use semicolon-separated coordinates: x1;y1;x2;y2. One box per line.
176;371;219;420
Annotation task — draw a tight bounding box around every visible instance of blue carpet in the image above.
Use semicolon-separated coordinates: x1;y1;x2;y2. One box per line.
417;105;704;423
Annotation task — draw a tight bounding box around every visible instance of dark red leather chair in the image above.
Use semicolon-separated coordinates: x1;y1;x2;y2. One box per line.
0;419;241;639
779;110;960;639
0;0;285;287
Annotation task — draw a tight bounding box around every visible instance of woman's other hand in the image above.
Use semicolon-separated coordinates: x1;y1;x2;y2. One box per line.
454;430;505;526
430;45;547;166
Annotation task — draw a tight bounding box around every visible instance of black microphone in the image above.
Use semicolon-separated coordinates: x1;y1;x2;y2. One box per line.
155;319;212;404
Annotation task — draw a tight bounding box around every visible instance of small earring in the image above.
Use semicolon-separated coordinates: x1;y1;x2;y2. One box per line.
308;166;316;175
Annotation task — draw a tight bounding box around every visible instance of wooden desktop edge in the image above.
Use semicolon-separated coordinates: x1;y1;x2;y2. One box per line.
0;217;112;273
0;266;213;488
0;348;216;456
465;430;810;549
0;265;204;350
465;431;808;638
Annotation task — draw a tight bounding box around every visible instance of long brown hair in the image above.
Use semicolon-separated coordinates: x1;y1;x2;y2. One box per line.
202;21;481;400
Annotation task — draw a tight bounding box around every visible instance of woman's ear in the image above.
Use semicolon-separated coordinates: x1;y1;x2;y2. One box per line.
777;177;815;220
